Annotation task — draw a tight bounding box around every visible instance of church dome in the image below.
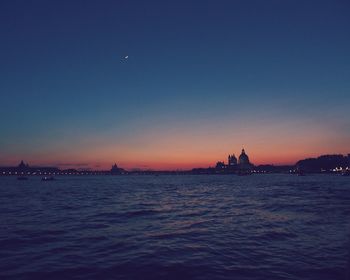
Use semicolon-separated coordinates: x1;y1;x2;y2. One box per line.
238;149;250;165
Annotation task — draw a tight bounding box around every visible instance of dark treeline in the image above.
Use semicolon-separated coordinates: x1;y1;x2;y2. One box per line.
296;154;350;173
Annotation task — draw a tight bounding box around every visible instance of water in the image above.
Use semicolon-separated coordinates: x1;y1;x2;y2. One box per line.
0;174;349;280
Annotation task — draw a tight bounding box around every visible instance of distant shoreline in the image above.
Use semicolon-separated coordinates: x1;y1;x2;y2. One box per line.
1;153;349;176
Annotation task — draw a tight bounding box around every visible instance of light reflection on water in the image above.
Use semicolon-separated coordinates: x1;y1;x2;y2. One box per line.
0;174;349;280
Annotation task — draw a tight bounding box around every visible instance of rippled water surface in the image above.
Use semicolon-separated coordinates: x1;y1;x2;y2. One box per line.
0;174;349;280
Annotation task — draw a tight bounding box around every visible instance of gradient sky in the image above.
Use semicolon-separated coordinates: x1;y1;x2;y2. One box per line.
0;0;349;170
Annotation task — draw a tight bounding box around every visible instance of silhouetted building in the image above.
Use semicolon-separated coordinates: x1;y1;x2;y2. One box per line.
215;161;227;173
18;160;29;171
212;148;253;174
237;148;253;172
238;149;250;165
111;163;124;175
228;154;237;166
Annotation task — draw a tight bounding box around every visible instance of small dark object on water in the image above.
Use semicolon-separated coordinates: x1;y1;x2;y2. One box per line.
17;176;28;180
42;176;55;181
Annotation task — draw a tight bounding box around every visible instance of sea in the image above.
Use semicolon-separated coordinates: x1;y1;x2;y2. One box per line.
0;174;349;280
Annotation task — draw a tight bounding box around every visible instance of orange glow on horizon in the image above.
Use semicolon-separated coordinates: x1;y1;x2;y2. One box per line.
2;149;348;171
1;115;348;170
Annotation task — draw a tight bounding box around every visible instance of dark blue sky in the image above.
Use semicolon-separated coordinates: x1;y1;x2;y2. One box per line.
1;0;349;168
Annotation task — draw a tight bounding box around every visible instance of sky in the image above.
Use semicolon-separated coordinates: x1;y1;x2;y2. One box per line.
0;0;349;170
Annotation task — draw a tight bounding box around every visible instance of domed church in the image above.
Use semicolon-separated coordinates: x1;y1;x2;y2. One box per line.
215;148;253;173
238;148;252;170
238;149;250;165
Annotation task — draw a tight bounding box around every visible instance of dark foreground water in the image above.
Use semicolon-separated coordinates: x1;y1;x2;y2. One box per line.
0;174;349;280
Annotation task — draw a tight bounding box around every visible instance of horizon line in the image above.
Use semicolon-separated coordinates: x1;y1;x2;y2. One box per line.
1;152;349;172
